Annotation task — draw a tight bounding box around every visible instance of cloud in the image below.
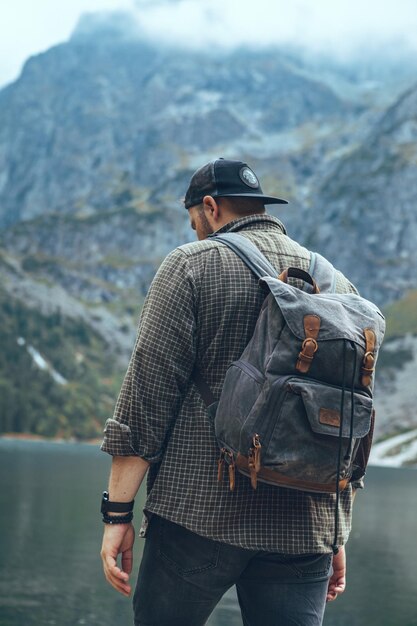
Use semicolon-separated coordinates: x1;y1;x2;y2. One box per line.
135;0;417;57
135;0;174;5
1;0;417;88
134;0;194;5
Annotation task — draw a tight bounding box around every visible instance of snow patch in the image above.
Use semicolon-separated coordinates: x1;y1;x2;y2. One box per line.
369;429;417;468
17;338;68;385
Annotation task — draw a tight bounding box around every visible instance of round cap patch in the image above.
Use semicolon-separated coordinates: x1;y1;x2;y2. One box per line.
239;166;259;189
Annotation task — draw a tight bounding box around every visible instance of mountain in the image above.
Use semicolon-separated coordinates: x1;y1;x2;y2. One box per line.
306;84;417;306
0;15;351;229
0;13;363;351
1;12;417;450
0;285;123;438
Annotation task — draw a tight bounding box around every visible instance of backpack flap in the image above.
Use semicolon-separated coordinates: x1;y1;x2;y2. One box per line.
260;276;386;350
291;380;373;439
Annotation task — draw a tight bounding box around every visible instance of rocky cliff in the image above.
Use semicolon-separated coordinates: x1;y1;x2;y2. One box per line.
0;16;350;229
307;84;417;306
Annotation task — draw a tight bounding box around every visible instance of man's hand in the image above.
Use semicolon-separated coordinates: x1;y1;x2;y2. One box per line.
101;522;135;596
100;456;149;595
327;545;346;602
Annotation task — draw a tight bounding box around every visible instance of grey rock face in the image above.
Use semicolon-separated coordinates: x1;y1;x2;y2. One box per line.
0;28;349;229
1;25;416;311
307;85;417;305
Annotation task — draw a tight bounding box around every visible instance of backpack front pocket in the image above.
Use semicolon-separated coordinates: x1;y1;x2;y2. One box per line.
260;378;373;488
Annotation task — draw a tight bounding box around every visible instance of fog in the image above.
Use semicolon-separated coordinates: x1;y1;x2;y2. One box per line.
135;0;417;59
1;0;417;87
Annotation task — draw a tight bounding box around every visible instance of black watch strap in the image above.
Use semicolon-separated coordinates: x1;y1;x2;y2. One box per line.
101;491;134;514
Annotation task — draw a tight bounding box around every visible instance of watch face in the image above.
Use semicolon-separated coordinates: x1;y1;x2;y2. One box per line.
101;492;135;515
101;491;109;514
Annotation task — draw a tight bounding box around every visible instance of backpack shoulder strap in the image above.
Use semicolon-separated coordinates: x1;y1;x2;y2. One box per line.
211;233;337;293
192;232;277;407
210;232;278;279
308;252;337;293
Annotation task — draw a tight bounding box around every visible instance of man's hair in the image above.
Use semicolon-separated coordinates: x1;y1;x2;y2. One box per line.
218;197;266;215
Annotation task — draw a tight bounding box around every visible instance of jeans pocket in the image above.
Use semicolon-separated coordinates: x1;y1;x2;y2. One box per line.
157;516;220;576
284;553;332;579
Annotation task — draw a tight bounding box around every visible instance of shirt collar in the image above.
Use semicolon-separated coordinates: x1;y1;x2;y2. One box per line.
210;213;287;237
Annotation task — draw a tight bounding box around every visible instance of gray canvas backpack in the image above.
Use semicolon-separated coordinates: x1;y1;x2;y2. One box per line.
192;233;385;552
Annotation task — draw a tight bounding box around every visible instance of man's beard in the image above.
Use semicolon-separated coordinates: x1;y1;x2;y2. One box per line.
198;210;214;238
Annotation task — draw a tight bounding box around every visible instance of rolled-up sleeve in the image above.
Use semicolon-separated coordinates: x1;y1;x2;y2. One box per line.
101;249;197;461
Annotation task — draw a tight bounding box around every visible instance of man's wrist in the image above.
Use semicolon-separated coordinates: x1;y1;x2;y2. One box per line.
102;511;134;525
101;491;135;524
101;491;135;514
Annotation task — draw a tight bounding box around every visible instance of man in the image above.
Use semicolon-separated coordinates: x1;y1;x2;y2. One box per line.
100;158;363;626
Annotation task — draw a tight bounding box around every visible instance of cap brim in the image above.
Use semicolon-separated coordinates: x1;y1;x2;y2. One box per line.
214;193;288;205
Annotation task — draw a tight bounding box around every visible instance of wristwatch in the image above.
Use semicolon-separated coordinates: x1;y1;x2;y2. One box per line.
100;491;134;514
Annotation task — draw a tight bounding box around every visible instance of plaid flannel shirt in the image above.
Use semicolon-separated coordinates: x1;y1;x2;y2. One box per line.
101;214;360;553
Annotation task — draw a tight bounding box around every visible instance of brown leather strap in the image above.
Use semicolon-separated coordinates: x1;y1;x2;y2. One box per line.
248;450;258;490
361;328;376;387
228;457;236;491
236;454;349;493
278;267;320;294
296;314;321;373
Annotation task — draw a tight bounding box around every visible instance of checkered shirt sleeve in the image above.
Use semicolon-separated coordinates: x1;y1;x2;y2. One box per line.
101;249;197;461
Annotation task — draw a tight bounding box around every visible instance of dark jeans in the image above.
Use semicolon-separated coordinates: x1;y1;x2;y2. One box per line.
133;515;332;626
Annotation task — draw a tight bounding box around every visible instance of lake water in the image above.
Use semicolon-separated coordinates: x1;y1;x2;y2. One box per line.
0;439;417;626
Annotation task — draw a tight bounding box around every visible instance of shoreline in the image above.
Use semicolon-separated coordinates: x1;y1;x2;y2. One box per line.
0;433;103;446
1;434;416;469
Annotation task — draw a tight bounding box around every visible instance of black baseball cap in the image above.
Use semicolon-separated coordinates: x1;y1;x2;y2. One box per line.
184;158;288;210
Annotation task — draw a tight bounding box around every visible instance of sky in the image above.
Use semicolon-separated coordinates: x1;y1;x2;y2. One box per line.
1;0;417;87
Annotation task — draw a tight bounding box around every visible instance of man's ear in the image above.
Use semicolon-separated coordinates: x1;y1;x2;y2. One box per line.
202;195;220;221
